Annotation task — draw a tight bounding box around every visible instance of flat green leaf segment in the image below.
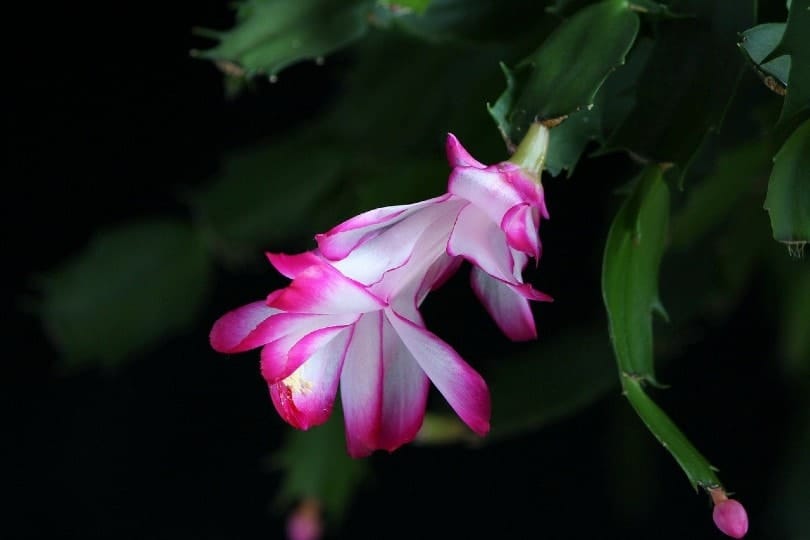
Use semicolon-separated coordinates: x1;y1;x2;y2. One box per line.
738;23;790;92
603;166;721;489
272;414;368;519
767;0;810;123
764;119;810;252
605;0;755;171
195;0;374;77
488;0;639;146
37;221;212;370
602;166;669;380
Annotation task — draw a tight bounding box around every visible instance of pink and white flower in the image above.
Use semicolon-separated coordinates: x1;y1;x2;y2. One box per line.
210;133;551;456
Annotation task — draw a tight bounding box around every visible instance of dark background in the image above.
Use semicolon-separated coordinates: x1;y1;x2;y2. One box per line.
5;2;801;539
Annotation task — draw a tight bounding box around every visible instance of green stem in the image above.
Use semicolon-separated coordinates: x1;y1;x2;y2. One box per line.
622;376;721;490
508;122;550;178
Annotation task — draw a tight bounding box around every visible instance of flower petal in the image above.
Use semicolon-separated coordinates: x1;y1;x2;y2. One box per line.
386;311;490;435
260;315;357;382
340;312;383;457
265;251;322;279
210;300;283;353
448;204;515;283
268;326;353;430
378;315;430;451
501;203;541;260
445;133;485;168
331;200;452;286
470;267;537;341
315;195;450;260
448;166;526;226
268;263;387;314
369;198;465;303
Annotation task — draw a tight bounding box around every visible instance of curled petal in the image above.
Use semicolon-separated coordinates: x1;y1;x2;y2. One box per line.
448;167;526;226
266;251;322;279
268;263;386;314
340;313;383;457
501;204;541;260
316;195;450;260
445;133;485;168
386;311;490;435
495;163;547;211
260;315;357;382
268;327;354;430
210;300;283;353
448;204;515;283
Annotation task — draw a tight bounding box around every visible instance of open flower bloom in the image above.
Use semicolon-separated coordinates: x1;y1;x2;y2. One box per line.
211;243;490;457
210;133;550;456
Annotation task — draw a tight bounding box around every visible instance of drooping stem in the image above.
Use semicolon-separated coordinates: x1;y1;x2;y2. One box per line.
508;122;550;179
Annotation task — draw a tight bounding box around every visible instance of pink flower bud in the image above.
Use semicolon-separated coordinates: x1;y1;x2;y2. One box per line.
712;499;748;538
286;499;322;540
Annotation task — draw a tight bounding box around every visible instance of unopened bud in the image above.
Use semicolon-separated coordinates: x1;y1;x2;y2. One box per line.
709;488;748;538
286;499;322;540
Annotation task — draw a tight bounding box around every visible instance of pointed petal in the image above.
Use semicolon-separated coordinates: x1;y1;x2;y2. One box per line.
315;195;450;260
448;204;515;283
265;251;322;279
445;133;485;168
268;326;353;430
268;263;386;314
501;204;541;260
340;313;383;457
470;267;537;341
378;316;430;451
210;300;283;353
386;311;490;435
259;314;357;382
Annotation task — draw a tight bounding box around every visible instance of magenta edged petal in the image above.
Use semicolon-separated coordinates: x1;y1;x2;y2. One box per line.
448;204;515;283
445;133;485;168
448;167;526;226
268;327;353;430
386;311;490;435
259;314;358;382
331;201;451;286
210;300;283;353
266;251;322;279
501;204;541;260
268;263;387;314
496;163;546;209
316;196;450;260
471;267;536;341
340;313;383;457
378;316;430;451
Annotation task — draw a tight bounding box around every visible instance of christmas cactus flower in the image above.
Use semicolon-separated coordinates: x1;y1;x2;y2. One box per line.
210;246;490;458
210;131;552;456
444;133;552;340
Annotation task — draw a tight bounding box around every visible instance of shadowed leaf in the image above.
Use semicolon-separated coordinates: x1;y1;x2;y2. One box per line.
37;220;212;370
